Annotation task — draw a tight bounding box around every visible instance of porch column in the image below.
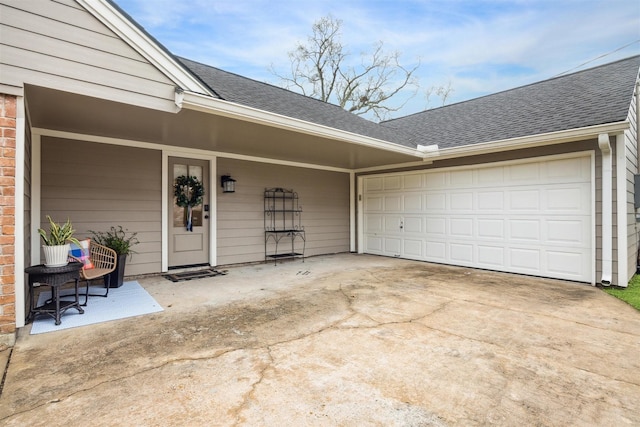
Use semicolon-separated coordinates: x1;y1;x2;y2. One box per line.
0;93;17;337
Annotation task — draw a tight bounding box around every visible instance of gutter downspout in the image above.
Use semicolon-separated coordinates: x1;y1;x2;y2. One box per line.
599;133;612;286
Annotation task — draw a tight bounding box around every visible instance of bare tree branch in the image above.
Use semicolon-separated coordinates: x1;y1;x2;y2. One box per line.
270;15;424;121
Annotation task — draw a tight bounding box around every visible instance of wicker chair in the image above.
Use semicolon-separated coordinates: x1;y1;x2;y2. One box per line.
69;241;117;305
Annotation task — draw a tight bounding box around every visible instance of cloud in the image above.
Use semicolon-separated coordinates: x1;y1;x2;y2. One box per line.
113;0;640;117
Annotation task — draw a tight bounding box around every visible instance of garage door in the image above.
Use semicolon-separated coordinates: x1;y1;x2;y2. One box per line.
362;155;593;282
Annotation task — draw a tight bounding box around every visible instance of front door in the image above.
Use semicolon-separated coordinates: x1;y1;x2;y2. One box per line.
169;157;210;267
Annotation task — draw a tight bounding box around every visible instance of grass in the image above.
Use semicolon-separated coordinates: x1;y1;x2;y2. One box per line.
603;274;640;310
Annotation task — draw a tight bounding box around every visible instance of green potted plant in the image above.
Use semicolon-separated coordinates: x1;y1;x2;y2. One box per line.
89;226;139;288
38;216;82;267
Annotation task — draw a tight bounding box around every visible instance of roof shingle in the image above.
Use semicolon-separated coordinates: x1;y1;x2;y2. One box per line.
178;57;416;147
382;55;640;148
178;55;639;150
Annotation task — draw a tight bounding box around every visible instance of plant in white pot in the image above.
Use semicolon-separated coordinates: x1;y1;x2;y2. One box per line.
38;216;82;267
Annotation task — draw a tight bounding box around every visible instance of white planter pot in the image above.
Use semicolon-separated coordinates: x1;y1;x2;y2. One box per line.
43;244;70;267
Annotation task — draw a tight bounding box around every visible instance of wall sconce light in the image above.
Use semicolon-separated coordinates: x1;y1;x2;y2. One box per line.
221;175;236;193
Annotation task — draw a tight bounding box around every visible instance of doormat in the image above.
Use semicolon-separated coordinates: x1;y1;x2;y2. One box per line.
31;281;163;334
163;268;228;282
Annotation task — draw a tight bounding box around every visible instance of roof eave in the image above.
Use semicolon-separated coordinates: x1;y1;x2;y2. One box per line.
182;91;423;158
418;121;631;162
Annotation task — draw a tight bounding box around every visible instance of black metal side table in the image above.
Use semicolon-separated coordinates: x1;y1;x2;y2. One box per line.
25;262;84;325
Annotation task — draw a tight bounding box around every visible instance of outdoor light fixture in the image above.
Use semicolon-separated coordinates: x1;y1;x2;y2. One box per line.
221;175;236;193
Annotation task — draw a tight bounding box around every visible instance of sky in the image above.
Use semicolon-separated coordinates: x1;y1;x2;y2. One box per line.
112;0;640;120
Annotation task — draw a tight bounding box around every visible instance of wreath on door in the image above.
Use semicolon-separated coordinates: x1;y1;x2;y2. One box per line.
174;175;204;231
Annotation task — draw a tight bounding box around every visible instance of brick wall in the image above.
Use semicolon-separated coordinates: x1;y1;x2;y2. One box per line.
0;93;16;334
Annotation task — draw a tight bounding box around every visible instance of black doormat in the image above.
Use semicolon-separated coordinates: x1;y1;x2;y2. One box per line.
163;268;228;282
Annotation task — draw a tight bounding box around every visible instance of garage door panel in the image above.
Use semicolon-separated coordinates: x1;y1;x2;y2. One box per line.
404;174;423;189
403;239;423;258
546;219;586;245
547;157;589;181
450;218;474;237
385;195;402;211
426;193;446;210
450;243;473;263
478;245;505;267
478;166;505;184
450;192;473;210
546;187;586;211
507;162;540;182
363;155;592;282
426;241;446;260
404;217;423;233
510;190;541;210
365;177;383;191
510;219;541;241
365;196;383;211
384;216;402;233
510;248;541;271
365;215;383;233
426;217;446;235
547;251;587;277
426;172;446;188
478;191;504;210
384;176;402;190
384;238;401;255
404;194;422;211
450;170;473;186
477;219;504;239
366;236;383;253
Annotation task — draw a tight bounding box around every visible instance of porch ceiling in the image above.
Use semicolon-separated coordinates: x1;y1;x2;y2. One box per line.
26;86;421;170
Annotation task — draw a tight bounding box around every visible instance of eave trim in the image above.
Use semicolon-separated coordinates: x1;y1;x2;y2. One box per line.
76;0;212;95
182;91;423;158
419;122;630;161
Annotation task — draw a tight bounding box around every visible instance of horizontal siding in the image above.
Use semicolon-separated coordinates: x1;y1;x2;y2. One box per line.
217;158;350;265
625;87;639;284
40;137;162;276
0;2;176;111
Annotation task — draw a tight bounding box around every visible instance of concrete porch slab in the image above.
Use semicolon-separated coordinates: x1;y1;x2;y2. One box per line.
1;254;639;425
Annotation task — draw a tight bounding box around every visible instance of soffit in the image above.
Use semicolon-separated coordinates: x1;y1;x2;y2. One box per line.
26;86;420;170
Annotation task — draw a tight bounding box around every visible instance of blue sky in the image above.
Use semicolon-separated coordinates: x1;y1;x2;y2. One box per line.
113;0;640;119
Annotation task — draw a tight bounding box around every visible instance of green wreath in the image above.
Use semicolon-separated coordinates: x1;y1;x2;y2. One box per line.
174;175;204;208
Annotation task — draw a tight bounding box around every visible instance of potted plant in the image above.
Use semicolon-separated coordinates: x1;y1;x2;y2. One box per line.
38;216;82;267
89;226;139;288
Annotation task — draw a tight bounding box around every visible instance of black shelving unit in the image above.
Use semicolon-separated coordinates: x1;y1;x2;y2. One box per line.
264;188;305;264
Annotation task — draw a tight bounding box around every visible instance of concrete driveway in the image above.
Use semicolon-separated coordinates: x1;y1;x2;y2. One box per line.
1;254;639;426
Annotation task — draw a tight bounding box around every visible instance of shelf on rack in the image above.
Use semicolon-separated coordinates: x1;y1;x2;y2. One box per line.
264;188;305;264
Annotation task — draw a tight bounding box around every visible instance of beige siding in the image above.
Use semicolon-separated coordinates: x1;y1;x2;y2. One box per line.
0;1;176;111
217;158;350;265
40;137;162;276
625;87;639;284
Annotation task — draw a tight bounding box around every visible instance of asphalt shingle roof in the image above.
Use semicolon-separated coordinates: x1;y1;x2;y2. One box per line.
177;57;416;148
383;55;640;149
179;55;639;151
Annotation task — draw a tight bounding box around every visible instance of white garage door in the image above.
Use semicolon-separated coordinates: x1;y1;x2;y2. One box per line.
363;155;593;282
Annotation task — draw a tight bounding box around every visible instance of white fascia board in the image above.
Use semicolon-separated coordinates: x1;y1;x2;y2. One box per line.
182;92;422;158
419;122;631;162
76;0;211;95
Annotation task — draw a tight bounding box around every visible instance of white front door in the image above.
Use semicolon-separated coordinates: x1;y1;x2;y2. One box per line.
363;154;593;282
169;157;210;267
